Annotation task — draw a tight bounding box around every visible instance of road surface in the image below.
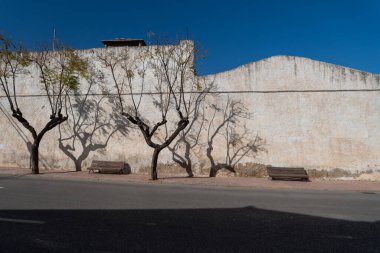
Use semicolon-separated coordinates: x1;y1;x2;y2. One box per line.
0;174;379;252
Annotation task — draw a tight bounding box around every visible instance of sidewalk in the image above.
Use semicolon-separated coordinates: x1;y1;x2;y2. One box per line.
1;167;379;192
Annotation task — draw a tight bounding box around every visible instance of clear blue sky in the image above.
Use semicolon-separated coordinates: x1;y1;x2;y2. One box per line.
1;0;380;75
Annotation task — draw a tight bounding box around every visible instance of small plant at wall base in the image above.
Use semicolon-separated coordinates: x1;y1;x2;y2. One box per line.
0;34;88;174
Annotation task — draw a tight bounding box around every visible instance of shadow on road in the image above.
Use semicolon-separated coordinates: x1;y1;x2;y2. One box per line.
0;207;378;253
0;173;30;181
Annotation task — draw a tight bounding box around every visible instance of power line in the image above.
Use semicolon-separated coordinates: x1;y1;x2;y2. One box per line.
0;88;380;99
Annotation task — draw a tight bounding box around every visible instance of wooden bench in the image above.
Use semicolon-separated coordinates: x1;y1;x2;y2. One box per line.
88;160;126;174
267;166;309;181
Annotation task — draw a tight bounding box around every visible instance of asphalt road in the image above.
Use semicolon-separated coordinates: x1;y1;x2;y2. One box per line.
0;174;379;252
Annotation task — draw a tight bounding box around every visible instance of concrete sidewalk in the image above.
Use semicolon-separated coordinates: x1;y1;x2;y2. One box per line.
0;167;379;192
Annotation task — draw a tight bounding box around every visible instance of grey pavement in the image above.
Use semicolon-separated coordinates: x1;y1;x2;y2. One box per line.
0;174;379;252
0;175;379;222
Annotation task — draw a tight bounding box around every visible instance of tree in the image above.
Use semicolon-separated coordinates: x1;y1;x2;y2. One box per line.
205;97;265;177
0;34;88;174
98;38;207;180
58;66;129;171
167;77;211;177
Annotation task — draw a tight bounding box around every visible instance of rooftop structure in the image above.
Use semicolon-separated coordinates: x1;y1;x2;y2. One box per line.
101;38;146;47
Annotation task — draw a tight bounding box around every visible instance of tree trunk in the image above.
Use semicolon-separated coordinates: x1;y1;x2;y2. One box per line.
184;141;193;177
209;167;217;177
30;140;40;174
207;146;217;177
74;160;82;172
186;161;194;177
151;148;161;180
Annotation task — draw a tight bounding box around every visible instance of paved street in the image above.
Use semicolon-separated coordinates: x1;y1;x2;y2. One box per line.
0;174;379;252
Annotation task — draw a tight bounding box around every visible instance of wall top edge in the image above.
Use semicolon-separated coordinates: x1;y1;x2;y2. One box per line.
201;55;380;79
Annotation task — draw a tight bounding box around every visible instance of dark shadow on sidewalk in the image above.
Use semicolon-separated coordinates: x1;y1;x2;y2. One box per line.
0;207;378;253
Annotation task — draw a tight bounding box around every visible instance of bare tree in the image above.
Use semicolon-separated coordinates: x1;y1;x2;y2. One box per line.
167;78;211;177
0;34;88;174
98;38;207;180
58;66;129;171
206;97;265;177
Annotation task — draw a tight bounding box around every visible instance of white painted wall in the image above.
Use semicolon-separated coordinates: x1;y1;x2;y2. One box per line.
1;46;379;175
205;56;380;172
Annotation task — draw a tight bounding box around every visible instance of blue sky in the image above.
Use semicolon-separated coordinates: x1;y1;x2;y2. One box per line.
1;0;380;75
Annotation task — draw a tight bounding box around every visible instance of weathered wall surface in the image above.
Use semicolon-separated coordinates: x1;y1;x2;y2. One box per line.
205;56;380;173
1;48;379;175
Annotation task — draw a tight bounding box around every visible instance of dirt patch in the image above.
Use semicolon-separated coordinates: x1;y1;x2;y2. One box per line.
235;163;268;177
212;163;268;177
306;168;374;179
137;163;379;181
1;166;380;192
356;172;380;181
138;163;190;176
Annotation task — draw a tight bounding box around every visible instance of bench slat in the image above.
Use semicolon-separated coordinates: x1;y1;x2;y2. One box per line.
89;160;126;174
268;169;307;173
267;166;309;181
270;174;309;178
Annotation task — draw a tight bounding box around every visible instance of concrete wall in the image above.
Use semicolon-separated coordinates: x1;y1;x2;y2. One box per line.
1;46;379;175
205;56;380;173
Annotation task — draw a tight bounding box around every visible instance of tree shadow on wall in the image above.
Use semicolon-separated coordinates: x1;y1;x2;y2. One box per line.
167;81;211;177
58;70;129;171
0;101;58;170
167;92;266;178
205;97;266;177
0;207;378;253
